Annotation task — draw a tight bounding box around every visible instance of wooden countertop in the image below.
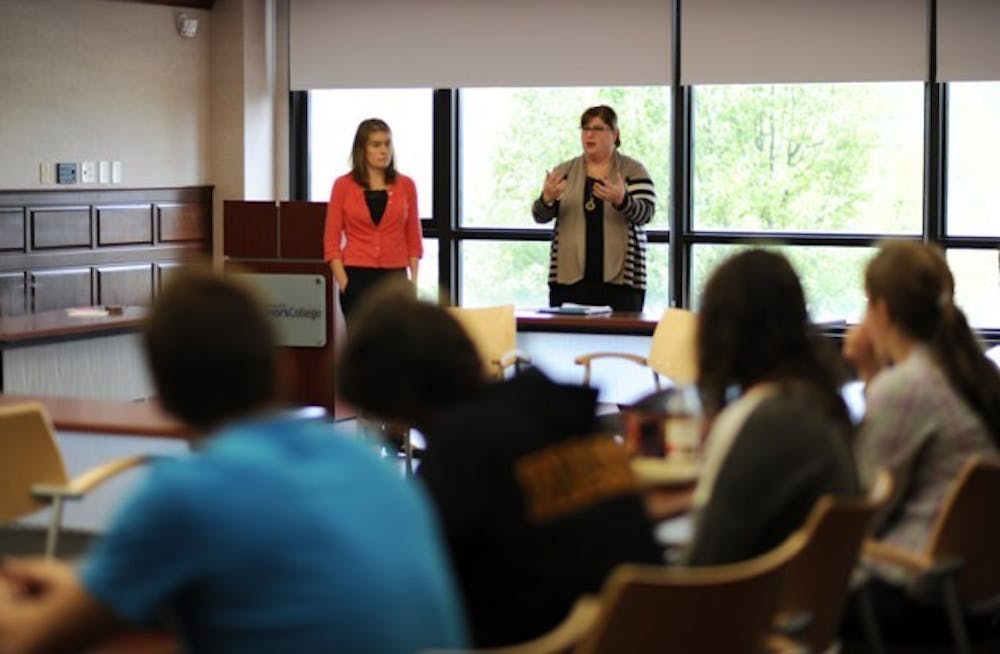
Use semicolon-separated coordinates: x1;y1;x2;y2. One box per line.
517;311;659;335
0;394;190;439
0;306;147;346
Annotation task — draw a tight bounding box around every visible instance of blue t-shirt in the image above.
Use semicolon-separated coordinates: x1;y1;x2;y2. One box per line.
81;413;467;653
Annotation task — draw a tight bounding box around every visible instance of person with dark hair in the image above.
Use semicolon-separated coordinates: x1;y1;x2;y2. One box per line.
0;267;466;654
685;249;858;565
532;105;656;312
840;240;1000;642
337;280;662;647
324;117;422;325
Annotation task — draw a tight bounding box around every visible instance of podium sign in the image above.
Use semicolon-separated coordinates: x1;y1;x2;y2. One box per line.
233;273;327;347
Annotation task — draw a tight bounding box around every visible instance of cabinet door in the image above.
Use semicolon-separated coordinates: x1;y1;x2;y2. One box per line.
31;268;93;311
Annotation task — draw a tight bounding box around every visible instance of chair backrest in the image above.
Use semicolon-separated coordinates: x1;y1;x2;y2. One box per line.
0;402;70;521
924;455;1000;604
778;469;894;652
447;304;518;379
577;530;807;654
646;308;698;386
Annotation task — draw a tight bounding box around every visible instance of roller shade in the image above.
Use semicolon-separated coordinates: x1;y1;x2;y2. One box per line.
681;0;927;84
938;0;1000;81
290;0;673;90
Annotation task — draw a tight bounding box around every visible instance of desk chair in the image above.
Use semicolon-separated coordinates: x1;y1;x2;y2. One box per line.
862;455;1000;654
447;304;531;380
431;528;810;654
575;308;698;391
0;402;157;557
778;469;894;654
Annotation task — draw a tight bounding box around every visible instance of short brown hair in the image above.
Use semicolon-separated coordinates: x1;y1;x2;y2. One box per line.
144;266;278;431
336;279;486;427
580;105;621;147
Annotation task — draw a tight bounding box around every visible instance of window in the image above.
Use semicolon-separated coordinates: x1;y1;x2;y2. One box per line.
461;87;671;228
947;82;1000;238
309;89;434;218
690;244;872;323
692;83;924;234
947;249;1000;328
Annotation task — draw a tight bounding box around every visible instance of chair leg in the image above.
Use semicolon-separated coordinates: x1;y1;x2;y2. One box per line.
45;496;65;558
940;577;971;654
856;584;886;654
403;428;413;477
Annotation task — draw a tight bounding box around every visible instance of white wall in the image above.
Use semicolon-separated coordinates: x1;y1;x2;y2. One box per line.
0;0;212;188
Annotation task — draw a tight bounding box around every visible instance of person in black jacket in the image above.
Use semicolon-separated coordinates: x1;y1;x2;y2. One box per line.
336;280;662;647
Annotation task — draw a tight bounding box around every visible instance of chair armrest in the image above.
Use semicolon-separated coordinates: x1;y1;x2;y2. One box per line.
493;349;532;374
574;352;650;386
32;455;158;500
862;539;932;574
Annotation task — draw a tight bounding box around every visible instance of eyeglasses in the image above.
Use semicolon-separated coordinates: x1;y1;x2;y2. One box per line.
580;125;612;133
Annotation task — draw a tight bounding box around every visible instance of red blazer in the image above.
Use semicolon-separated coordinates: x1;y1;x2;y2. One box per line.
323;173;423;268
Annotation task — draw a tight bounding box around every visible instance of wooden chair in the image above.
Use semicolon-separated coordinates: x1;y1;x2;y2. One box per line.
0;402;157;557
777;469;894;654
429;528;810;654
575;308;698;390
447;304;531;379
862;455;1000;654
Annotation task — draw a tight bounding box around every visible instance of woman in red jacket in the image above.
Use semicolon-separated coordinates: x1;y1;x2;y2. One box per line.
324;118;423;325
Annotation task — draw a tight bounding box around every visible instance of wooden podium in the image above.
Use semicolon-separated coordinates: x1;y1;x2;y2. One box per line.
223;200;345;416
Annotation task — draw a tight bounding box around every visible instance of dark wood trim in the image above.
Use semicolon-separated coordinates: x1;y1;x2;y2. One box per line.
517;311;659;336
0;394;190;439
0;306;147;347
0;187;212;316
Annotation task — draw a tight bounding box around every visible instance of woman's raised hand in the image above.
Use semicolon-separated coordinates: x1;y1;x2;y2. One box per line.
593;172;626;206
541;169;567;204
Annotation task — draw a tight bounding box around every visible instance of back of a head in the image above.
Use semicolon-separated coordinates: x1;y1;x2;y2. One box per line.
866;240;1000;439
336;279;486;426
865;240;953;343
145;266;278;431
697;249;841;416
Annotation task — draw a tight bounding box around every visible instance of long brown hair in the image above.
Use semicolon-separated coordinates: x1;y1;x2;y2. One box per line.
697;249;849;425
865;240;1000;442
350;118;397;189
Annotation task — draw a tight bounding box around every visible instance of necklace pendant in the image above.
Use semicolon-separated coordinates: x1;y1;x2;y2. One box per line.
585;197;596;211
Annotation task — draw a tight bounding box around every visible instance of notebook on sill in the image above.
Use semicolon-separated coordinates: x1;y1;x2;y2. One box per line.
538;303;613;316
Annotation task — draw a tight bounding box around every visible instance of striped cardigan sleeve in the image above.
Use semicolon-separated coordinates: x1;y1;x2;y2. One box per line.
616;174;655;226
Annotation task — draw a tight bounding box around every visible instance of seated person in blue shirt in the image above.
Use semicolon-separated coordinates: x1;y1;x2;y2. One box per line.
0;266;466;654
337;280;662;648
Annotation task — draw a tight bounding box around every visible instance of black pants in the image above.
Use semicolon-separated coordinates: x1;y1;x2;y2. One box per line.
339;266;408;327
549;281;645;313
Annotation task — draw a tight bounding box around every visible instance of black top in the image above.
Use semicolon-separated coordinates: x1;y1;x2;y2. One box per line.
364;189;388;226
417;368;661;647
583;177;604;282
686;385;859;566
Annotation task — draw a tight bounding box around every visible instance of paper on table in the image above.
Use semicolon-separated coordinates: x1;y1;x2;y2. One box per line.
66;307;110;318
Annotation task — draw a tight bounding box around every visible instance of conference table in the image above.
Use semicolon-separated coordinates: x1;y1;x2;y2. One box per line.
0;306;153;401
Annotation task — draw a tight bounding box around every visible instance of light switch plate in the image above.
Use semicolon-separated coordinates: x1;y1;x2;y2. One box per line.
80;160;96;183
111;160;122;184
99;160;110;184
39;162;54;184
